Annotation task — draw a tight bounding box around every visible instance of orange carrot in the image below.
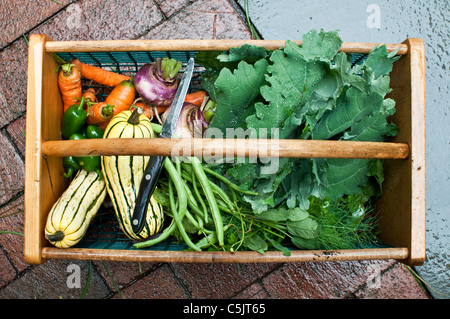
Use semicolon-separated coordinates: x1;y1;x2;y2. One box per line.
58;63;82;112
86;102;114;125
134;102;152;118
184;90;207;107
71;59;131;87
97;120;109;131
133;101;167;119
82;88;97;103
106;79;136;117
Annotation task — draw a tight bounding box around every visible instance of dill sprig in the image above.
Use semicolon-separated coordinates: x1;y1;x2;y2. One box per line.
307;195;380;250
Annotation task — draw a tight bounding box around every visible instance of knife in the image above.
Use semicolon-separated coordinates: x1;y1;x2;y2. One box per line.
131;57;195;235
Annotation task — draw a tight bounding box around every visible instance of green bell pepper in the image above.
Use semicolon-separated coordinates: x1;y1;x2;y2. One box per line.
62;97;87;139
69;133;103;179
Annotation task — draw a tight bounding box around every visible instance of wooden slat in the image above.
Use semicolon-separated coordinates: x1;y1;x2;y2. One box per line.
45;39;408;55
24;35;67;265
41;247;409;263
24;34;45;265
376;39;426;266
42;138;410;160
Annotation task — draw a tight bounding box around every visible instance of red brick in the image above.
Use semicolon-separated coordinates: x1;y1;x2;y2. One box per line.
143;0;252;40
0;259;110;299
155;0;191;17
34;0;164;42
0;0;72;48
112;264;190;299
262;260;396;299
171;263;278;299
0;131;24;206
0;194;28;272
93;260;159;291
0;40;28;127
232;282;269;299
6;115;26;158
354;262;431;299
0;250;16;289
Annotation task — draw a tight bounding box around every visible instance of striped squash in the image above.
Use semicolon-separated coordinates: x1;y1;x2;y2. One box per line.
101;109;164;240
45;169;106;248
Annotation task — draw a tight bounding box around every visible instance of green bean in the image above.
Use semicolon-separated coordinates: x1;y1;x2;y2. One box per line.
166;159;201;251
209;182;236;213
181;166;235;213
217;201;232;213
190;166;209;224
180;174;207;222
179;166;209;224
151;122;162;134
202;166;259;196
194;225;230;250
189;157;224;246
133;219;176;249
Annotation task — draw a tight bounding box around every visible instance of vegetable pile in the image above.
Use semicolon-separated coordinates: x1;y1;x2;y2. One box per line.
46;29;401;255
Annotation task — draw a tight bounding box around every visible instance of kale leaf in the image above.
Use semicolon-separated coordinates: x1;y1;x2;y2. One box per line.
197;29;400;250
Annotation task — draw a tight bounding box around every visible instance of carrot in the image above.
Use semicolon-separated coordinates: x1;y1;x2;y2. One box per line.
97;120;110;131
71;59;131;87
105;79;136;117
184;90;207;107
82;88;97;103
133;101;167;119
58;63;82;112
86;102;114;125
134;102;152;118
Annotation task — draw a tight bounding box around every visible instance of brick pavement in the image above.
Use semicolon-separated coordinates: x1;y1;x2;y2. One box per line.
0;0;431;299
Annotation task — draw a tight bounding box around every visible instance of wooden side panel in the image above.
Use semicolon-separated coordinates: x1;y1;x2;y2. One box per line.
377;39;426;266
24;34;67;264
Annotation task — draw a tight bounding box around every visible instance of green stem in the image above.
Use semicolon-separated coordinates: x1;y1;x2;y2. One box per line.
61;63;74;76
161;58;182;80
244;0;261;40
127;107;142;125
0;230;24;236
46;230;64;242
102;104;114;116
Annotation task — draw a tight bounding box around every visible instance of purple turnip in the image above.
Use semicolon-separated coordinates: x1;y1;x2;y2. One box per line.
134;57;182;107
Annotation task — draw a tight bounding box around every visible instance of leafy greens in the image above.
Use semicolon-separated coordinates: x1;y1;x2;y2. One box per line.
196;29;400;251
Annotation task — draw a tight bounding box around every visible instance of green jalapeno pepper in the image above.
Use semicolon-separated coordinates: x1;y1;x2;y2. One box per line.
62;97;87;139
69;133;103;179
62;156;81;178
85;125;105;139
69;132;85;141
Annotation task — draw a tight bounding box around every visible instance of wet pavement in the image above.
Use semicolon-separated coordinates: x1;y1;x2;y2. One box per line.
0;0;433;299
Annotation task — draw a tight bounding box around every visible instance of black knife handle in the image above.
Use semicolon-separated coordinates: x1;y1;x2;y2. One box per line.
132;155;165;234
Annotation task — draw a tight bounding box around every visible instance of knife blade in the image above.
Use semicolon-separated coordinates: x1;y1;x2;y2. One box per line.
131;57;195;235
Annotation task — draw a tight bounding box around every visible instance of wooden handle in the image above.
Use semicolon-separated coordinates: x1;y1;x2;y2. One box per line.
42;138;410;160
45;39;408;55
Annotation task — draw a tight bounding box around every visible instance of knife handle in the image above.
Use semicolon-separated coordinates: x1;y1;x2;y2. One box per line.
132;155;165;234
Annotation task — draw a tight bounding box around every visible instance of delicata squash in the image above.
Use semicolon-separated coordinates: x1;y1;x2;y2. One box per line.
101;108;164;240
45;169;106;248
